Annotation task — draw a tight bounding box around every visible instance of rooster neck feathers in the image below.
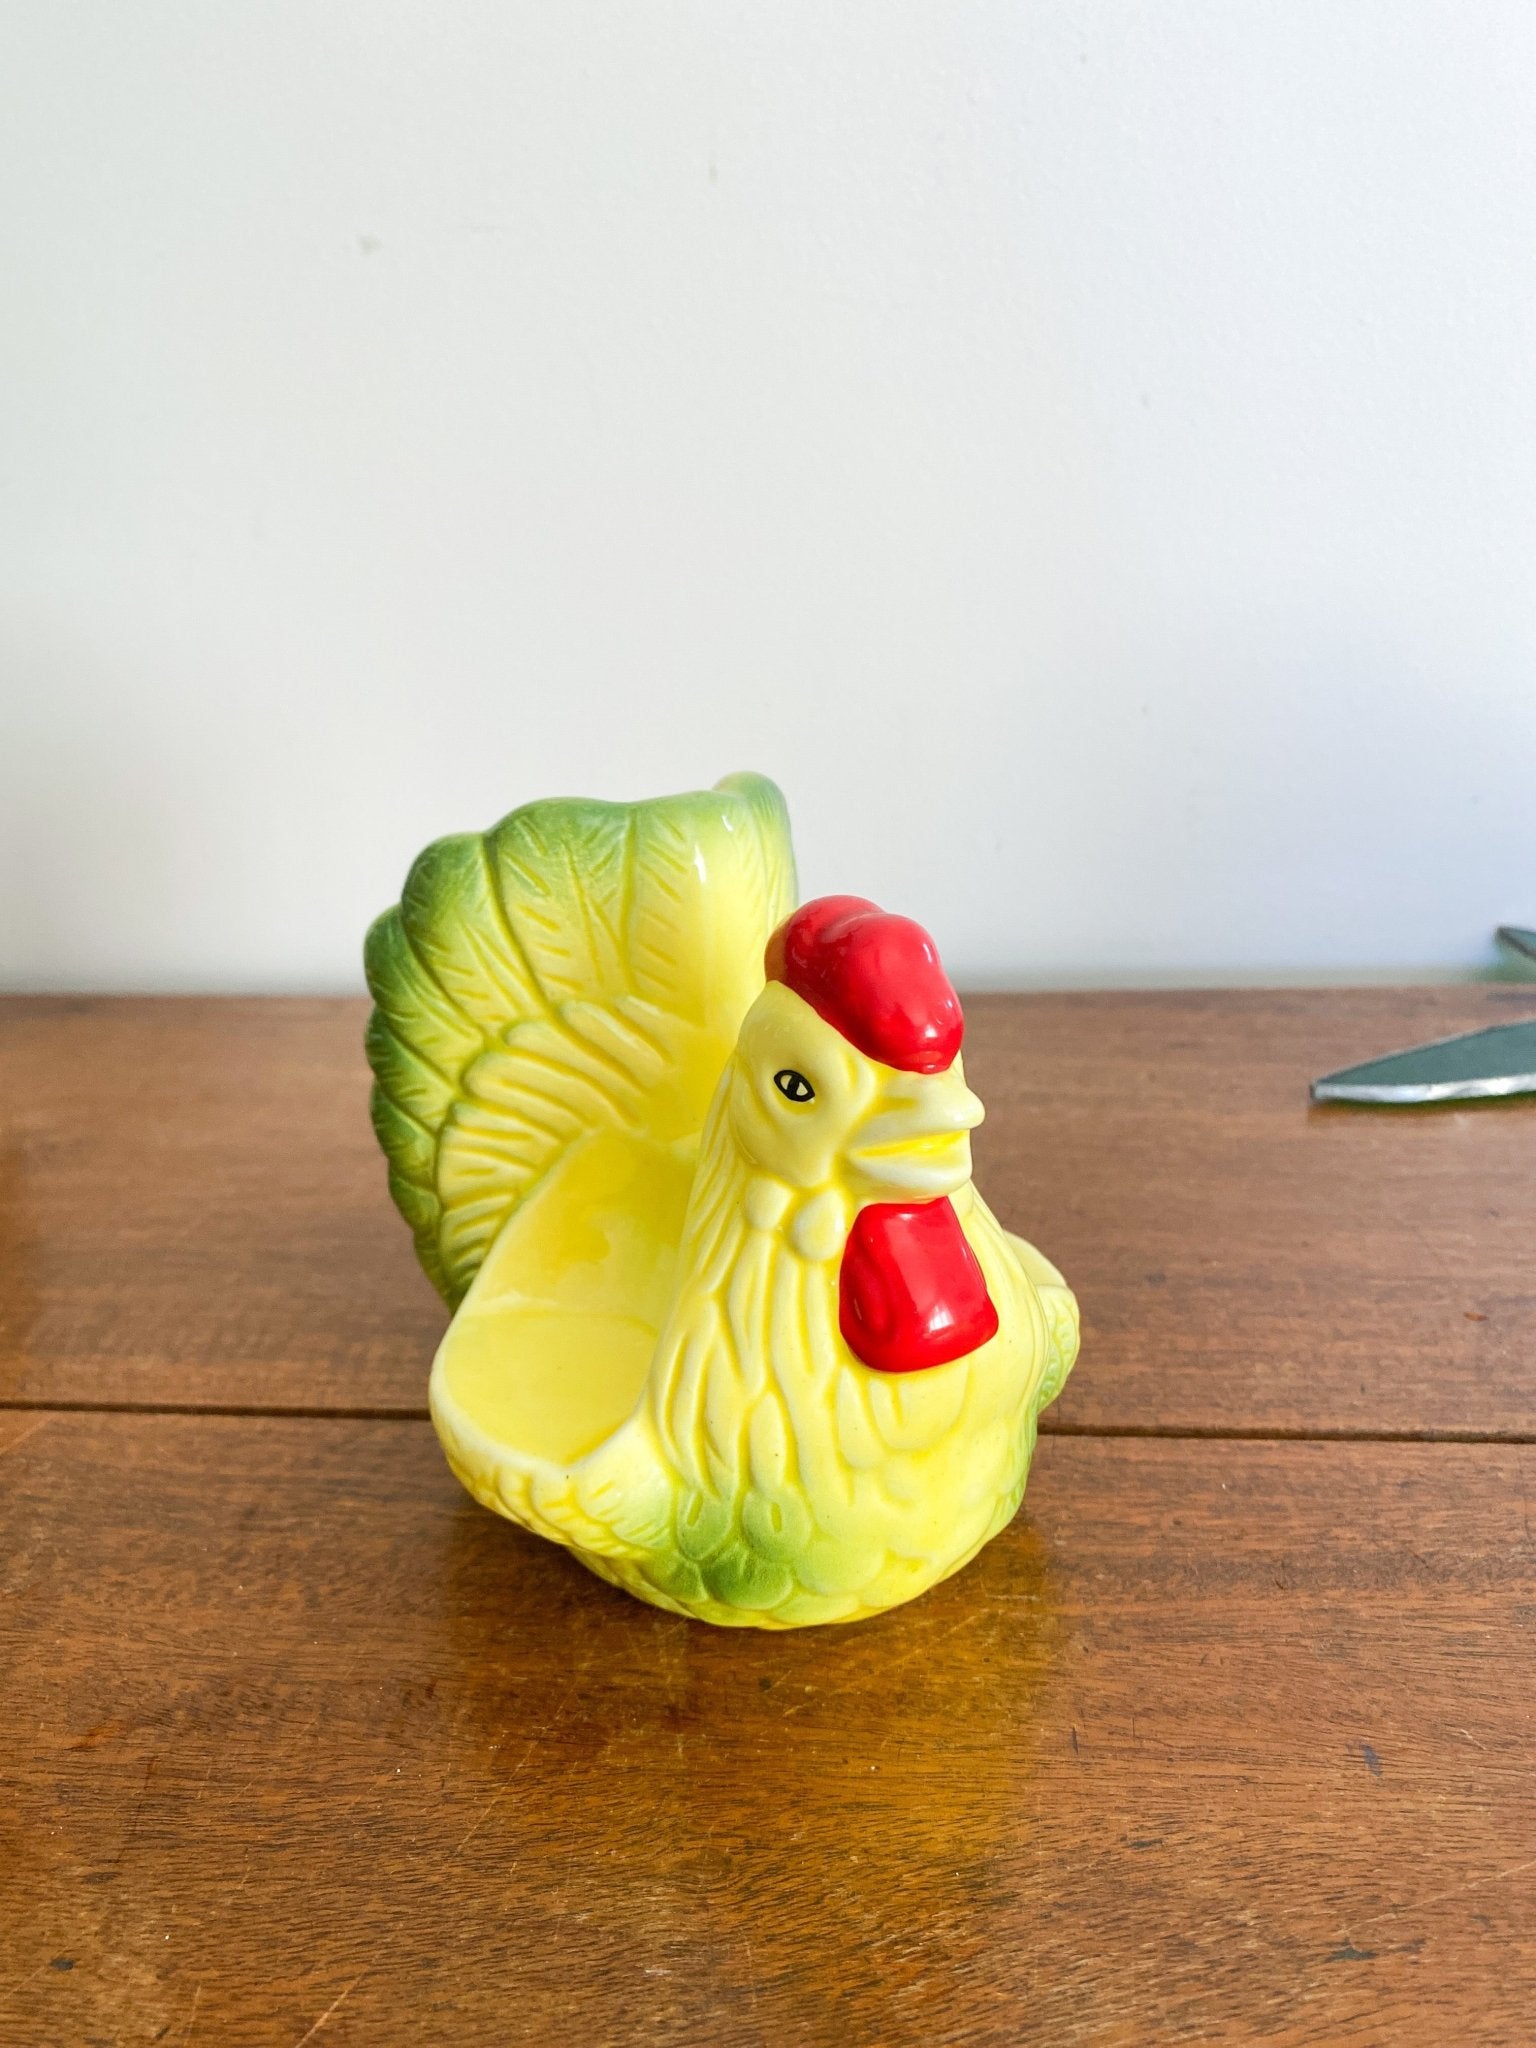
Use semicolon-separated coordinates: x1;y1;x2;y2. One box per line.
645;1084;853;1497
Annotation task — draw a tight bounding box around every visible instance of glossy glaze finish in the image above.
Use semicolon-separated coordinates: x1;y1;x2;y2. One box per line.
366;775;1077;1626
765;894;966;1074
839;1196;1000;1374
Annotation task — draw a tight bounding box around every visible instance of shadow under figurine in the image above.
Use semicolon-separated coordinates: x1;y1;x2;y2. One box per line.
365;773;1078;1627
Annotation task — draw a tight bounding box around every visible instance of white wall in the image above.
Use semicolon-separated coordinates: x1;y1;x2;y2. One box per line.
3;2;1535;992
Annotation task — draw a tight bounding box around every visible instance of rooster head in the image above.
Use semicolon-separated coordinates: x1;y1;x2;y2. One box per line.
723;896;985;1207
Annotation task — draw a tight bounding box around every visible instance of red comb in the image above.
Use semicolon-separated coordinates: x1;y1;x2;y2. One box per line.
764;896;964;1074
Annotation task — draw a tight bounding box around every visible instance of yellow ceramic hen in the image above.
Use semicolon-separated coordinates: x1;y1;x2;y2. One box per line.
366;774;1077;1627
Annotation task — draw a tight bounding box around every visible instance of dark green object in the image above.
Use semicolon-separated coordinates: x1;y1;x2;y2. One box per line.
1312;1020;1536;1104
1498;925;1536;963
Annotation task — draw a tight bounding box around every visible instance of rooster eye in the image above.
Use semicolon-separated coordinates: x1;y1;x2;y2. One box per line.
773;1068;815;1104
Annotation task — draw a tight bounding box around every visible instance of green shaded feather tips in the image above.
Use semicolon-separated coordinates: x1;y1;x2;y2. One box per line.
364;774;796;1306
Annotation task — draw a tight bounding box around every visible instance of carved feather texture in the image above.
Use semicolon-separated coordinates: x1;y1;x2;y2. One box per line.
365;774;796;1306
580;1104;1066;1626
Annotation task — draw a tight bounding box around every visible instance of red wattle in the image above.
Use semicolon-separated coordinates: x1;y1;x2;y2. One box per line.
838;1198;999;1374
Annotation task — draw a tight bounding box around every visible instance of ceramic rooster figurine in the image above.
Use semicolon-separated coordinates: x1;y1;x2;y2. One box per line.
366;774;1077;1627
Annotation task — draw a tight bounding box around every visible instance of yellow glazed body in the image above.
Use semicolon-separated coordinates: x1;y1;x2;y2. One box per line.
366;775;1078;1628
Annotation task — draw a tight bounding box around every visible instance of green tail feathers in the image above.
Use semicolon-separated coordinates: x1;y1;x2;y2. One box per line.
364;774;796;1306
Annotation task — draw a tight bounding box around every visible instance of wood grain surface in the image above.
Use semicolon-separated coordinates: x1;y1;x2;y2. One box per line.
5;992;1533;2043
963;987;1536;1439
3;1413;1534;2048
3;991;1533;1432
0;999;445;1414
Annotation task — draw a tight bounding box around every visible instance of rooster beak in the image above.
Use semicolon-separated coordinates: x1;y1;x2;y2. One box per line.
849;1063;985;1198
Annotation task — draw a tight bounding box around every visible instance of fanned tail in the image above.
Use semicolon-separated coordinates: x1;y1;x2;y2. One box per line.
365;773;796;1305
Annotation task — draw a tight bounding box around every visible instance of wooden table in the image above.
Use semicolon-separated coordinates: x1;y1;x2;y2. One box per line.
3;991;1533;2045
